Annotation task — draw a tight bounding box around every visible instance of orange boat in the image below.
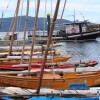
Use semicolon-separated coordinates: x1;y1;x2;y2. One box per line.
0;55;72;71
0;71;99;89
52;55;72;63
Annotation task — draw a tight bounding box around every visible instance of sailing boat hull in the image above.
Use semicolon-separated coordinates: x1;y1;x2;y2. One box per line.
0;71;99;89
0;55;72;66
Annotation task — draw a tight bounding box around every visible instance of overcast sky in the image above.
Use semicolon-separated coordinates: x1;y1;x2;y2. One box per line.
0;0;100;23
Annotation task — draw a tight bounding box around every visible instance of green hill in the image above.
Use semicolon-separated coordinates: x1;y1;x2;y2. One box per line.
0;16;71;32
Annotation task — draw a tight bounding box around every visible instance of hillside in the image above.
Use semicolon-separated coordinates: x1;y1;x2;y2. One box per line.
0;16;71;32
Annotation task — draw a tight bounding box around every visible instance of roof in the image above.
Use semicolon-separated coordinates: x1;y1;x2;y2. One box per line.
63;21;89;25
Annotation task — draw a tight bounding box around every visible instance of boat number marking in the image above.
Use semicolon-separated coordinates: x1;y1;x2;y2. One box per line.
0;78;28;86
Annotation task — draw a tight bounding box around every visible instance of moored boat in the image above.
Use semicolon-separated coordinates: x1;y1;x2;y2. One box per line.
57;60;98;69
0;71;99;89
28;21;100;41
0;55;72;65
57;21;100;40
0;58;97;71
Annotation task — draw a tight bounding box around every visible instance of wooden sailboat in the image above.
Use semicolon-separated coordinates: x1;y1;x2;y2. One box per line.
0;55;72;70
0;71;99;89
0;59;97;71
8;0;20;56
0;0;99;91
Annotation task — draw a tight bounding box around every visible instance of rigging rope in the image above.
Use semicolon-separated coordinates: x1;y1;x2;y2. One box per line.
0;0;12;28
43;0;47;35
17;0;24;35
35;0;37;15
8;13;15;33
6;0;18;38
60;0;67;21
21;0;30;64
35;0;39;32
51;0;52;18
4;0;12;13
16;0;24;51
8;0;21;55
56;0;67;35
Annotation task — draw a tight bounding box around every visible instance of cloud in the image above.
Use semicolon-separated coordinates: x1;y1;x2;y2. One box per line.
0;0;100;23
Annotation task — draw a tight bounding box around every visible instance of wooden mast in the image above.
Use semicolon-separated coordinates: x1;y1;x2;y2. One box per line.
60;0;67;20
36;0;60;94
28;0;40;72
58;0;67;29
8;0;20;55
20;0;29;63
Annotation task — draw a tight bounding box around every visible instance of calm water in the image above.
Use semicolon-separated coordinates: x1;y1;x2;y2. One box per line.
56;38;100;67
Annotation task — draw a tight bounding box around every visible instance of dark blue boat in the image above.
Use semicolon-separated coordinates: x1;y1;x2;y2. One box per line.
1;96;99;100
28;96;99;100
57;21;100;40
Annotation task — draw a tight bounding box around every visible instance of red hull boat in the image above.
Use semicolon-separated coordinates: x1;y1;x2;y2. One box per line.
45;60;98;69
0;60;98;71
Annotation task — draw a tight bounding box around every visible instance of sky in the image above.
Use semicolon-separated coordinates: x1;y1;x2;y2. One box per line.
0;0;100;23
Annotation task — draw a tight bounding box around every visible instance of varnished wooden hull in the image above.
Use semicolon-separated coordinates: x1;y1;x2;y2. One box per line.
0;55;72;65
0;59;42;65
0;71;99;89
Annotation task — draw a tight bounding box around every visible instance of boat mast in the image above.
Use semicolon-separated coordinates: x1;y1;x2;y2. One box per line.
74;10;75;22
36;0;60;94
58;0;67;30
43;0;47;37
28;0;40;72
20;0;29;64
60;0;67;21
8;0;20;55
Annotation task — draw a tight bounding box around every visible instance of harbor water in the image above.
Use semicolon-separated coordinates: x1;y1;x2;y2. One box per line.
56;38;100;67
0;32;100;67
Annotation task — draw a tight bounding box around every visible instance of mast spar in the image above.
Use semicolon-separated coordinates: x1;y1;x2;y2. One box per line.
28;0;40;72
21;0;29;64
36;0;61;94
8;0;20;55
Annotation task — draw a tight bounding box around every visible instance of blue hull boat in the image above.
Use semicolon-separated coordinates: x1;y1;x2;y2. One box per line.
1;96;99;100
28;96;99;100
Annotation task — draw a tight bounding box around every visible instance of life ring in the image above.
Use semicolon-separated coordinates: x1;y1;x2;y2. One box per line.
71;28;76;33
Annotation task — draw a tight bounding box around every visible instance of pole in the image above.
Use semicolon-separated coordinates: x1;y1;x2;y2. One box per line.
8;0;20;55
20;0;29;63
28;0;40;72
47;13;50;36
36;0;60;94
